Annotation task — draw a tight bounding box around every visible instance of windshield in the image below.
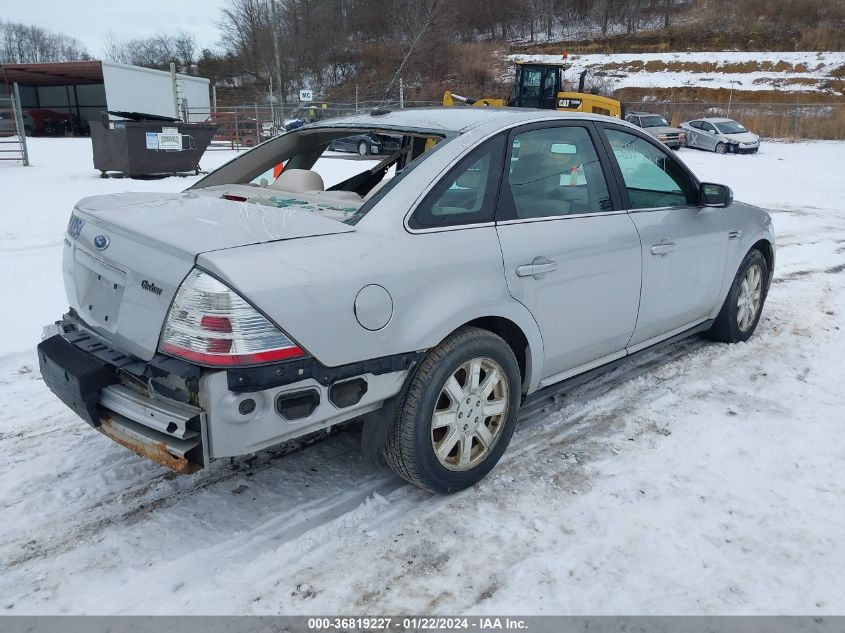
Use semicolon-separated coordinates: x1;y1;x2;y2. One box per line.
189;126;447;224
715;121;748;134
641;115;669;128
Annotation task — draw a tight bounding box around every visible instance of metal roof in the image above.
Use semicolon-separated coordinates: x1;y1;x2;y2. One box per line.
1;61;104;87
309;107;613;134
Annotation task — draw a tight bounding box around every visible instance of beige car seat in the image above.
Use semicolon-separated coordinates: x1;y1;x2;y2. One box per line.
269;169;324;192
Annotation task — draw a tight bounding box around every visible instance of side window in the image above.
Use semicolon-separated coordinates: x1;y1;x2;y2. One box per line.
702;122;716;133
689;121;702;130
542;69;556;98
409;135;504;230
603;128;696;209
522;68;542;98
502;125;613;220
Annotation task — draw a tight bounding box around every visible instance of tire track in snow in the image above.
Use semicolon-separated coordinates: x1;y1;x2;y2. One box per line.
5;334;707;588
4;270;818;577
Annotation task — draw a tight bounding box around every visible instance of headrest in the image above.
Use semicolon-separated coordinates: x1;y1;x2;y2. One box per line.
269;168;325;193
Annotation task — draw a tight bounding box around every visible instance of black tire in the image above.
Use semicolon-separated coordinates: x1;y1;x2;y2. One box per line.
383;326;521;493
706;249;769;343
715;142;727;154
358;141;369;156
24;125;33;137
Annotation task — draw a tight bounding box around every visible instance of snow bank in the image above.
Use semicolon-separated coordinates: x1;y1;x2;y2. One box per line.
1;138;844;615
509;51;845;93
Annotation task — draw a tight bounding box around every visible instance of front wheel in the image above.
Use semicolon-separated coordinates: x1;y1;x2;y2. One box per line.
357;141;369;156
383;326;521;493
715;142;727;154
707;249;768;343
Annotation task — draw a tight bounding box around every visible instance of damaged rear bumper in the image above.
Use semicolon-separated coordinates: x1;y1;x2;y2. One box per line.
38;327;208;473
38;315;418;474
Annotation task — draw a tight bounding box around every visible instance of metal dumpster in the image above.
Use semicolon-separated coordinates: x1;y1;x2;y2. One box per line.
91;111;218;178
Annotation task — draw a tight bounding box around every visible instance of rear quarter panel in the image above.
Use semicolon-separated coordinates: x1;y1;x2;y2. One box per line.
197;226;546;391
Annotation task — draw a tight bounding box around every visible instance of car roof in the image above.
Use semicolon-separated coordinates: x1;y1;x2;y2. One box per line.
629;111;661;116
306;107;617;134
697;117;736;123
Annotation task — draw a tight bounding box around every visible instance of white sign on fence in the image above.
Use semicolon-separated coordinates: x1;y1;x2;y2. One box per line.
299;89;313;102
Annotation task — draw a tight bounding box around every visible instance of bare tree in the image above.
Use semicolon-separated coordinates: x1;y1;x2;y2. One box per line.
0;20;89;63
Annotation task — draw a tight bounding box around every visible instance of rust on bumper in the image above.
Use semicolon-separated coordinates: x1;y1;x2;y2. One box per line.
98;415;201;474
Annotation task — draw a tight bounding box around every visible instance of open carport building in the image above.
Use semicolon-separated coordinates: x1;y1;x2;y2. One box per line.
0;60;211;134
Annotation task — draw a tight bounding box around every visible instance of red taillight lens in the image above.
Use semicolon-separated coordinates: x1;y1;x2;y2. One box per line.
160;269;305;367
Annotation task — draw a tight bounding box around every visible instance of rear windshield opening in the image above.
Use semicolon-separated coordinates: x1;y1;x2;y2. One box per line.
190;127;448;224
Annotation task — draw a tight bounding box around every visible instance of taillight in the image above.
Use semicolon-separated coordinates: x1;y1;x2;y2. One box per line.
160;269;305;367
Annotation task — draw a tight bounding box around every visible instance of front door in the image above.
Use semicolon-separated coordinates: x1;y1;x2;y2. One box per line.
598;126;728;348
495;123;642;383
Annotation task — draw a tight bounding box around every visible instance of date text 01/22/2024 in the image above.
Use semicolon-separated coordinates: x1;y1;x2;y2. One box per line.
306;617;529;630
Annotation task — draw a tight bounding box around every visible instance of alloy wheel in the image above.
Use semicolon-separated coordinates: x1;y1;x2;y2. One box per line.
430;356;509;471
737;263;763;331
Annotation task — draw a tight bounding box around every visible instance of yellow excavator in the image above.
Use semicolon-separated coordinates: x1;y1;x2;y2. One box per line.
443;55;622;118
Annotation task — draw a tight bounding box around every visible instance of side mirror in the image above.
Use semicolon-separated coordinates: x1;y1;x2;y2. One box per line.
700;182;733;208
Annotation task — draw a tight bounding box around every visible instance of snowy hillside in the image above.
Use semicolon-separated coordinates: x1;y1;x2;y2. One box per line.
1;138;844;614
510;51;845;93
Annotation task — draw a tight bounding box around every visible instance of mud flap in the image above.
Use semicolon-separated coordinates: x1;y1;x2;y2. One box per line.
37;335;118;427
360;360;418;461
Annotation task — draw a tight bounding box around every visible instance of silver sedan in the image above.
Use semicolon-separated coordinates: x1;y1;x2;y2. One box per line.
681;117;761;154
39;108;775;493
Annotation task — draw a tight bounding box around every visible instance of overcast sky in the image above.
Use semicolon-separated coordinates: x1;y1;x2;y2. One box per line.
3;0;227;58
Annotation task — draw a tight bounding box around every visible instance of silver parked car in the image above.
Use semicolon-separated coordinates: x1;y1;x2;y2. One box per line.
39;108;775;493
681;117;760;154
624;111;686;149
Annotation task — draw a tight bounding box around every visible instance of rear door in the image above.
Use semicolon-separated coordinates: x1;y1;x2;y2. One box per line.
699;121;720;150
494;122;642;385
597;124;728;349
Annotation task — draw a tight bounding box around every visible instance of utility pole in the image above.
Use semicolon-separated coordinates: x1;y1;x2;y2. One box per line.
355;84;359;114
169;62;179;119
399;77;404;108
269;77;275;130
270;0;285;121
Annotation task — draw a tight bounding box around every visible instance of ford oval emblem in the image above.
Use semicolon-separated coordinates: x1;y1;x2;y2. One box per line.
93;234;110;250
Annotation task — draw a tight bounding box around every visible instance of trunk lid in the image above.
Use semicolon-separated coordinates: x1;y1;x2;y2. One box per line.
64;192;353;360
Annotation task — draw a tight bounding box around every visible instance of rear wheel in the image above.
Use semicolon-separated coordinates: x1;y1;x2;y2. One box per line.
357;141;369;156
707;249;768;343
383;326;521;493
715;142;727;154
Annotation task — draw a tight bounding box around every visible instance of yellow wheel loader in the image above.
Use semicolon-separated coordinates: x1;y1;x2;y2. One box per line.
444;57;622;118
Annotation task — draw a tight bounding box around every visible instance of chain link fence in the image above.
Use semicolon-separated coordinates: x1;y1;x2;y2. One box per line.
192;94;845;146
624;100;845;140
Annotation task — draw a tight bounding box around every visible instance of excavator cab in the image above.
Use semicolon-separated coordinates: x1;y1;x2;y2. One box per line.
508;63;563;110
508;61;622;118
443;58;622;118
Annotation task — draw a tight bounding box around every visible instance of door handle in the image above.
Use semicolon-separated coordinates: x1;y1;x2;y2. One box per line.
650;240;677;256
516;257;557;279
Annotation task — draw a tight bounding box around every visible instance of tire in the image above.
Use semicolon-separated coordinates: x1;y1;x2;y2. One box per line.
715;142;727;154
383;326;521;493
24;126;33;137
706;249;768;343
357;141;369;156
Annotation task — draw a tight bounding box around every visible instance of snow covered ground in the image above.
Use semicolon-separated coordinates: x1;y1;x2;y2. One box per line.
510;51;845;93
1;137;844;615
